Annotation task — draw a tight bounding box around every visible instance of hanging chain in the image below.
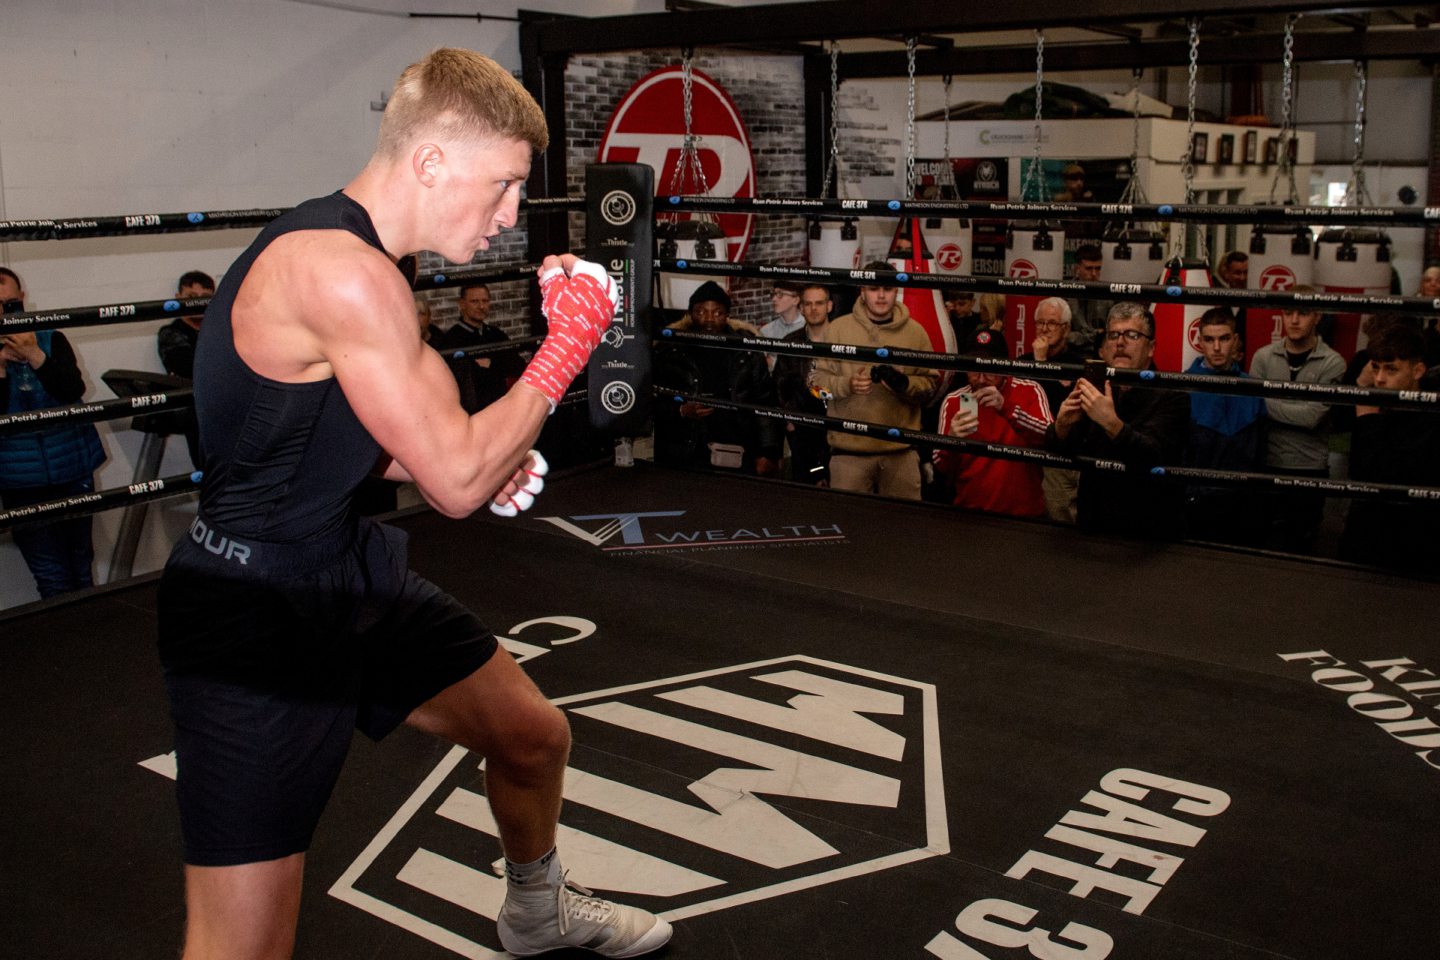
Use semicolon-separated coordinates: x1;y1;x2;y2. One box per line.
668;48;712;198
904;36;917;200
1346;60;1371;206
942;74;952;164
1181;19;1198;204
1119;67;1148;206
1021;29;1046;202
1130;68;1142;176
1270;14;1301;204
1181;18;1208;261
821;42;841;199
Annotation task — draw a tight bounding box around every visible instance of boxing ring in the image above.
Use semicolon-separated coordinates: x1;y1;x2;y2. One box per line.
7;458;1439;959
4;154;1440;959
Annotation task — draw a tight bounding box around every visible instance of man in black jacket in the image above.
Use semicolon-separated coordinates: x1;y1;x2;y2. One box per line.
431;281;525;413
654;281;781;476
1341;324;1440;575
772;283;832;484
1046;302;1189;538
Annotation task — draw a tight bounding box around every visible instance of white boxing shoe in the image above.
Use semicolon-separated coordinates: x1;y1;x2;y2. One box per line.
497;869;672;958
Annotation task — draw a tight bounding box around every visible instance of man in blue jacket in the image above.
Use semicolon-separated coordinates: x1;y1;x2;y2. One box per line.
1184;307;1267;545
0;267;107;598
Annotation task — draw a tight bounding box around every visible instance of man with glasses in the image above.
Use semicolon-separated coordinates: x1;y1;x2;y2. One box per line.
1046;302;1189;537
1018;297;1083;522
758;281;806;345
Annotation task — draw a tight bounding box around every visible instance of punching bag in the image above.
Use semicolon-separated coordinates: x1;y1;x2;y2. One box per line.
1102;226;1167;286
925;216;973;278
656;218;727;311
1314;227;1392;357
1150;258;1214;372
808;217;862;270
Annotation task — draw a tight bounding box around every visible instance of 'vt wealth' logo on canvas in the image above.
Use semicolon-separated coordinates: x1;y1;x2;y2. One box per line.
535;510;846;553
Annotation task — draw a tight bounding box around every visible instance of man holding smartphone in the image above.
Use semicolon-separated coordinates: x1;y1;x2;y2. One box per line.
934;328;1052;517
1046;302;1189;538
812;263;938;499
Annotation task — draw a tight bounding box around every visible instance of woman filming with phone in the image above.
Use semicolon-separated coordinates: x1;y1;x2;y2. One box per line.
0;267;107;599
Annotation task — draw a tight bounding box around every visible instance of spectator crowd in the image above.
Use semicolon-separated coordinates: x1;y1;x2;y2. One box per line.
651;251;1440;579
4;247;1439;603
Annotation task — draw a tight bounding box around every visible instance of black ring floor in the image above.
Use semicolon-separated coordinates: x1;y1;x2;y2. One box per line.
6;461;1438;959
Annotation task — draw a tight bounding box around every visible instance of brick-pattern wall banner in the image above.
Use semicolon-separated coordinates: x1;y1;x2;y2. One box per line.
418;223;534;339
564;51;808;327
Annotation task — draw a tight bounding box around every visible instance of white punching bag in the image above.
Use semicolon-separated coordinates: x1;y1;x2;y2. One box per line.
808;217;862;270
1313;227;1392;356
924;216;973;277
657;218;728;311
1102;226;1167;286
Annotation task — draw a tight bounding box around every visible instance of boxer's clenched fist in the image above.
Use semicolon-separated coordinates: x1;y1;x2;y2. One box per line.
488;449;549;517
521;255;619;409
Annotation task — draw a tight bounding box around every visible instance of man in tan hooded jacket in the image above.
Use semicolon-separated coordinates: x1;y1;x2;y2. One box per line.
812;264;938;499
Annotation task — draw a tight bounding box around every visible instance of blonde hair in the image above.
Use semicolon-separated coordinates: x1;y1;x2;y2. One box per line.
978;293;1006;328
377;48;549;159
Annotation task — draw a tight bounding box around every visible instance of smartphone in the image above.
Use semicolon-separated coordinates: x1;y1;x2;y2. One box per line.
951;392;980;437
1082;358;1107;387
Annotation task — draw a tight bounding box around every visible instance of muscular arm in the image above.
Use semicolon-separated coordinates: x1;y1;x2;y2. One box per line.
247;234;549;518
338;285;548;517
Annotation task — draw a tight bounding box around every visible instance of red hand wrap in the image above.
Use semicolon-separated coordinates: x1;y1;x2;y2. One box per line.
521;269;618;409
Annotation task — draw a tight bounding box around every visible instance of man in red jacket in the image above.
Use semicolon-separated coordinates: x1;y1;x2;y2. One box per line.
934;327;1053;518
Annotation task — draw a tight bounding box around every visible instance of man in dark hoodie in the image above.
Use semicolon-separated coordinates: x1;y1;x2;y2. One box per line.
653;280;781;476
1341;324;1440;575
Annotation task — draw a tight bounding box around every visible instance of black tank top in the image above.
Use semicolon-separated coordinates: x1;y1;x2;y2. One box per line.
190;191;385;546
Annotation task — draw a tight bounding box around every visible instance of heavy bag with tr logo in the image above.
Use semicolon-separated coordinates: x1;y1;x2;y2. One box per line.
585;163;654;435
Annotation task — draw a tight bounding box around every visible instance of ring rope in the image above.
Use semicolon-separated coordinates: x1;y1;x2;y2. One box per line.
0;197;582;243
663;194;1440;227
3;189;1433;246
661;389;1440;505
657;258;1440;316
0;266;548;336
659;328;1440;411
0;389;192;438
0;472;201;533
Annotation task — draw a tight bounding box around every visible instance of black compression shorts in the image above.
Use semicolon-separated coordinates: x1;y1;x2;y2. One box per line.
156;518;497;867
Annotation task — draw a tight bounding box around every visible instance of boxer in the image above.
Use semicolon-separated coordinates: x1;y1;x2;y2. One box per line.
155;48;670;960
